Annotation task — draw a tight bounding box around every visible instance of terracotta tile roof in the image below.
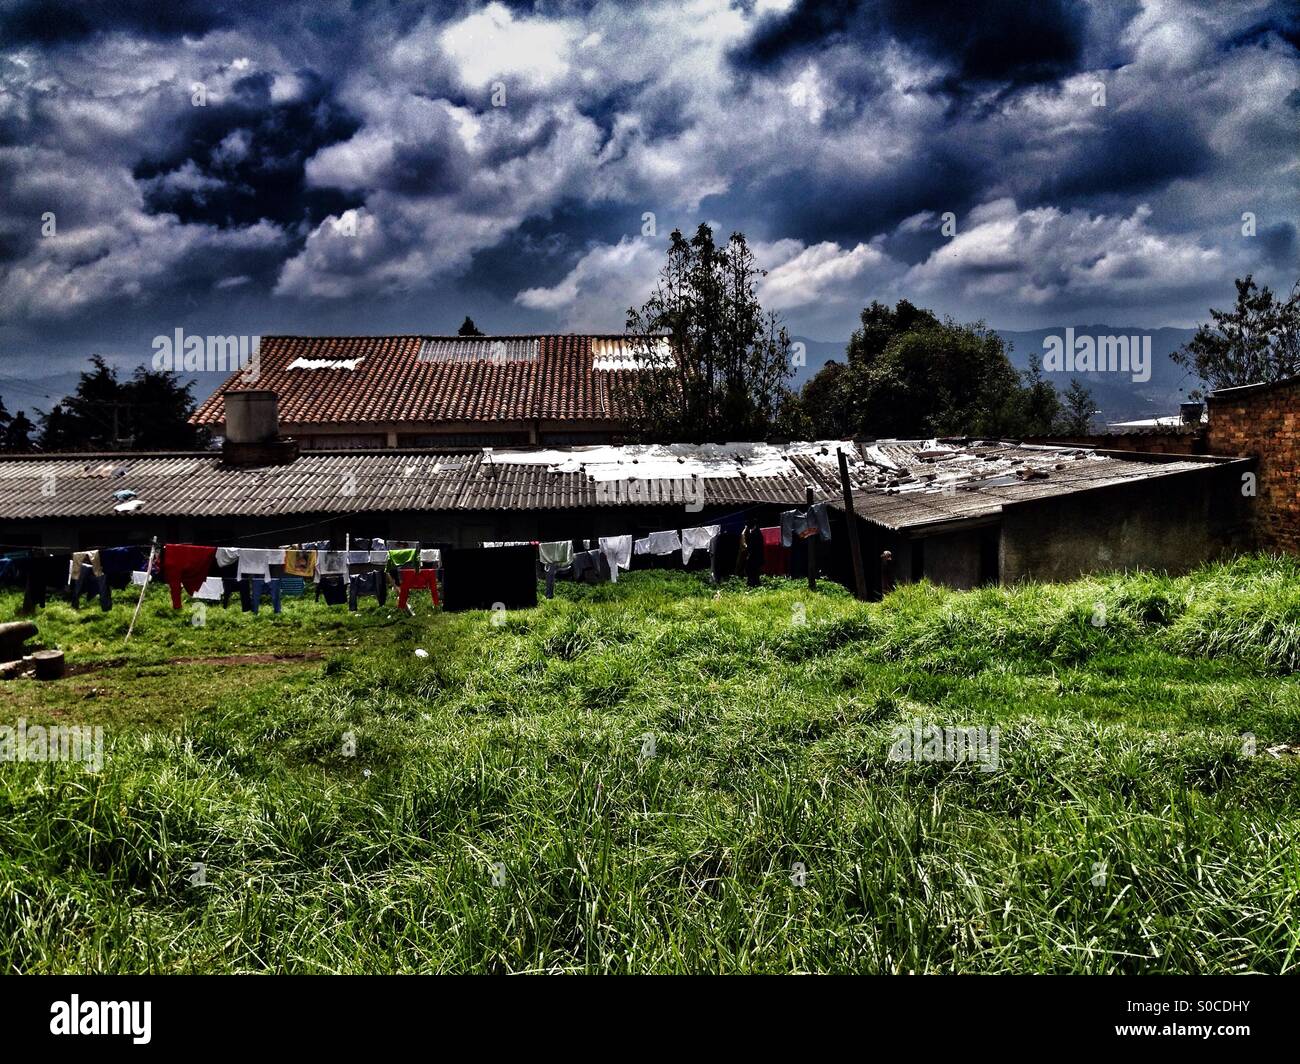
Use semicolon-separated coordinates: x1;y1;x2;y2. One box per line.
190;334;642;428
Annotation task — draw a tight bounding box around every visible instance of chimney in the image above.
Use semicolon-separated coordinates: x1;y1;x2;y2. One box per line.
221;390;299;466
1179;400;1204;427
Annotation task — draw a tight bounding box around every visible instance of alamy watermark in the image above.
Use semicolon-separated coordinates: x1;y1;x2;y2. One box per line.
887;719;1000;772
1042;329;1151;383
595;477;704;513
152;328;260;382
1;718;104;771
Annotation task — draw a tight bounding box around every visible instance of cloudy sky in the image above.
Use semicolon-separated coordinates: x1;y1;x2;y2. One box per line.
0;0;1297;401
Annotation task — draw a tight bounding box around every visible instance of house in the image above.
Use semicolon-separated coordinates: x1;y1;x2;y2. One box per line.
823;440;1251;594
189;334;664;449
0;393;1254;594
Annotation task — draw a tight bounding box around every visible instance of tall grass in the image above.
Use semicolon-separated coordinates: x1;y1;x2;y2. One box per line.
0;556;1297;973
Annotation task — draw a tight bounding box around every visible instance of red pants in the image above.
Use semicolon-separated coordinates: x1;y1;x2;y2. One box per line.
397;569;439;609
162;544;217;609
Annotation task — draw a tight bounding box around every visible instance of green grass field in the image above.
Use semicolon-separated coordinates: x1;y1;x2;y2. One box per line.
2;555;1298;973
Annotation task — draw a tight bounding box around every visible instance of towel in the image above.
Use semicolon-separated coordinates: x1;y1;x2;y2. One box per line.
237;548;286;580
69;550;102;581
284;549;317;578
598;535;632;583
538;540;574;567
315;551;350;583
643;530;681;555
681;525;720;565
386;548;418;571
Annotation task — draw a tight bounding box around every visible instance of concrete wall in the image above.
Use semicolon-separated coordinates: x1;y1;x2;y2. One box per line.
999;462;1251;583
918;528;988;590
1207;378;1300;554
1024;432;1209;455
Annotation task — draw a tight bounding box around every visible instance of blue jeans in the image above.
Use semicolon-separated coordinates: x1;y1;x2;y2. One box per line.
250;578;281;615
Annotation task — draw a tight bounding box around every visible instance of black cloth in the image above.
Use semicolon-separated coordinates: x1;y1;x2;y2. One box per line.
316;575;348;606
221;577;253;611
348;570;387;610
69;564;112;611
21;551;69;613
711;532;741;583
572;549;610;585
100;546;145;590
0;552;31;588
739;525;765;587
442;545;537;612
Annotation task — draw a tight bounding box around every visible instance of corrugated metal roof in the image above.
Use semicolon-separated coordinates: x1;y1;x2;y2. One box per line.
831;440;1232;531
0;440;1232;526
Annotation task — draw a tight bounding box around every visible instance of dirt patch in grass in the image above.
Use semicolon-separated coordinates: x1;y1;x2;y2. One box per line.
57;650;326;677
171;651;326;666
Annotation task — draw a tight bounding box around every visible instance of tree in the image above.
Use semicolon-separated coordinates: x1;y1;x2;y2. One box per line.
795;358;851;437
1007;356;1063;437
802;299;1096;440
1058;378;1097;435
458;316;484;336
36;355;210;451
1172;274;1300;395
0;400;35;451
622;224;794;442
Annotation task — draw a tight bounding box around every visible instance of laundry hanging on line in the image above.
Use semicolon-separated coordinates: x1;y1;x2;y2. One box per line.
780;502;832;547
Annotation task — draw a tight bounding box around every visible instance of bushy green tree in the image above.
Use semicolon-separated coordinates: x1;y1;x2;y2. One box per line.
0;396;35;451
37;355;210;451
1058;378;1098;435
622;224;794;442
1173;274;1300;395
802;300;1092;440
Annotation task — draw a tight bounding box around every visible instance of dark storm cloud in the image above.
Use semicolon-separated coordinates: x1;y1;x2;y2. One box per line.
0;0;238;45
0;0;1296;357
1260;222;1297;267
1227;11;1300;52
739;142;987;247
1034;107;1214;206
133;71;362;229
463;199;638;299
735;0;1090;89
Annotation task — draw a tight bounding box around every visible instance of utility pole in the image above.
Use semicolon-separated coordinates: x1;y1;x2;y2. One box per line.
805;485;817;592
837;447;868;600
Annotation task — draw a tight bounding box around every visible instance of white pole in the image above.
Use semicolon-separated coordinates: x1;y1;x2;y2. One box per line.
125;537;158;643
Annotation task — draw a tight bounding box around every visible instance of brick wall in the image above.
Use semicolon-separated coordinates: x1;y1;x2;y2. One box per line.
1025;431;1208;455
1206;378;1300;553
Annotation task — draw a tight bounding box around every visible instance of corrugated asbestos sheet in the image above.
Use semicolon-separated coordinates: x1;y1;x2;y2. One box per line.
0;440;1227;525
831;441;1225;531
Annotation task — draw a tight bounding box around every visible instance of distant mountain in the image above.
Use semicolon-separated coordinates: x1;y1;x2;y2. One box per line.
788;337;848;387
998;326;1199;423
789;327;1201;425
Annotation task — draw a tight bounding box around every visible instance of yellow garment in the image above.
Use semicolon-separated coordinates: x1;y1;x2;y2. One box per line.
284;549;317;578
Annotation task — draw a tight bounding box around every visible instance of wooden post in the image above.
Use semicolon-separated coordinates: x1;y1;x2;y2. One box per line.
805;485;817;592
837;448;868;600
125;537;158;643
